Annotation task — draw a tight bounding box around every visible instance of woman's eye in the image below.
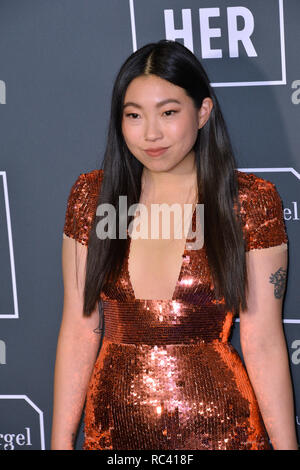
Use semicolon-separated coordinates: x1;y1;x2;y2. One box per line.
163;110;177;116
125;113;140;119
125;110;178;119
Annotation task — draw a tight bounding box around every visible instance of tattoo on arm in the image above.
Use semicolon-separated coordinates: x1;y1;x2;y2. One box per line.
269;267;287;299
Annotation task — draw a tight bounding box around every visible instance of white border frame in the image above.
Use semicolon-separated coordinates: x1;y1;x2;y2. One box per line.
0;171;19;319
3;168;298;322
129;0;286;87
0;395;45;450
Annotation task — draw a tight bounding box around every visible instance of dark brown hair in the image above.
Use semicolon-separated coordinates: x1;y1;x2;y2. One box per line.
82;39;247;319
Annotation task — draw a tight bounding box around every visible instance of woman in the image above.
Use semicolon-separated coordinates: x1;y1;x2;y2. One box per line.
51;40;298;450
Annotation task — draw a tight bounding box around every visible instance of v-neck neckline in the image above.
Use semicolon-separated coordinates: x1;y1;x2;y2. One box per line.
125;206;202;301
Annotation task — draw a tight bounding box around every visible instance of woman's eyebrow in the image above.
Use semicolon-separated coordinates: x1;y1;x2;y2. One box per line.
123;98;181;109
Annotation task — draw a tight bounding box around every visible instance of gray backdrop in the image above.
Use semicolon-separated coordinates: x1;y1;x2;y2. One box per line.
0;0;299;450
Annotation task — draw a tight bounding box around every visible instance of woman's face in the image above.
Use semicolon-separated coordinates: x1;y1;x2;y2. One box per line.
121;74;212;172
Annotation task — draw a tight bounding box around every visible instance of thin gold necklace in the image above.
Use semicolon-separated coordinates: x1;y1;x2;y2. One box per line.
130;189;198;245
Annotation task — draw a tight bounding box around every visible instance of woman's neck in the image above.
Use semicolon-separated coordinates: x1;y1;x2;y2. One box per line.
141;154;198;204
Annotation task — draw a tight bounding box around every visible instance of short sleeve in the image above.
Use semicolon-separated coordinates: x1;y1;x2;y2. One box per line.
240;179;288;252
63;170;104;246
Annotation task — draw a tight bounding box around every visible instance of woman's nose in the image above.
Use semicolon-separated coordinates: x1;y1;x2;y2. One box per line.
144;119;163;141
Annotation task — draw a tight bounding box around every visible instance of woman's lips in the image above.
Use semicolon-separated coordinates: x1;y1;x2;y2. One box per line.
144;147;169;157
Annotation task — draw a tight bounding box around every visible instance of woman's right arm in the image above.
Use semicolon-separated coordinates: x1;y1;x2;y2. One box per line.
51;235;101;450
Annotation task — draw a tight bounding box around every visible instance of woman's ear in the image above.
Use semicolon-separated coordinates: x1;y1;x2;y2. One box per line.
198;97;213;129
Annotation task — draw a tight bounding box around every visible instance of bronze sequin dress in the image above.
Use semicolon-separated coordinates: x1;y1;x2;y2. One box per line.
63;169;288;450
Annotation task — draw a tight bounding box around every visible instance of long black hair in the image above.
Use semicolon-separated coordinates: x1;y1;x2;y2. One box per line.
82;39;248;319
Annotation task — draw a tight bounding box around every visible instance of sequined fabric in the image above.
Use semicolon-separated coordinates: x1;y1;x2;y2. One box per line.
63;169;288;450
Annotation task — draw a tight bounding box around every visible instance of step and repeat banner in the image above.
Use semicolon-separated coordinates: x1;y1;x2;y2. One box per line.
0;0;299;450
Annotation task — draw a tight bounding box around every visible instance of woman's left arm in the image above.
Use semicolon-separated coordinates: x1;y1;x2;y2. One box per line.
239;243;299;450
